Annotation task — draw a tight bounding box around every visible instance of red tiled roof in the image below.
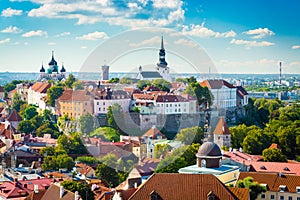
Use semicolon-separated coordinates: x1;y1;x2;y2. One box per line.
143;86;161;92
41;184;76;200
223;150;264;166
57;89;91;101
135;157;160;176
238;172;300;193
200;79;235;89
250;162;300;176
229;187;249;200
155;94;188;103
7;109;22;122
269;143;282;150
142;127;166;139
213;117;230;135
30;82;51;93
132;94;154;100
129;174;239;200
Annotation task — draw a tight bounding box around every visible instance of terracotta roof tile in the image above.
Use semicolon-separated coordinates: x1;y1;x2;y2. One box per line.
229;187;249;200
30;82;51;93
238;172;300;193
213;117;230;135
129;174;239;200
142;127;166;139
269;143;282;150
250;162;300;176
200;79;235;89
7;109;22;122
41;184;76;200
155;94;188;103
57;90;91;101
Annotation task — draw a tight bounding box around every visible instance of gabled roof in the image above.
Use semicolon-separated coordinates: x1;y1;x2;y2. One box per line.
57;89;91;101
143;86;161;92
129;174;239;200
7;109;22;122
41;184;76;200
30;82;51;93
269;143;282;150
238;172;300;193
142;127;166;139
213;117;230;135
200;79;235;89
229;188;249;200
237;86;248;97
250;162;300;176
134;157;160;177
155;94;188;103
140;71;162;78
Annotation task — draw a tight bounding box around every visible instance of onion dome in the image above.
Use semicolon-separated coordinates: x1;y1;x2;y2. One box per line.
40;64;45;73
60;63;66;73
196;142;222;157
48;51;57;66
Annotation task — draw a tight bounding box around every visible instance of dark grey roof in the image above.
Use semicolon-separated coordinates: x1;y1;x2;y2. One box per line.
197;142;221;157
140;71;162;78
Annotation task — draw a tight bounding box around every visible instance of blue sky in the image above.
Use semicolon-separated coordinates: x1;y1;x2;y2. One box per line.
0;0;300;74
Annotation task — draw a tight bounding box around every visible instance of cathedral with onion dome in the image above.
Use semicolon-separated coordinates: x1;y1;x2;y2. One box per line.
38;51;66;81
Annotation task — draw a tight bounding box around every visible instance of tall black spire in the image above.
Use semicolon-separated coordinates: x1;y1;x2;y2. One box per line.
48;50;57;66
157;35;168;67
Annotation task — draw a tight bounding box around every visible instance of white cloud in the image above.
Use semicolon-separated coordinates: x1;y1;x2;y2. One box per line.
76;31;109;40
0;38;10;44
48;42;56;45
292;45;300;49
230;39;274;47
26;0;185;28
81;46;87;49
129;36;161;47
55;32;70;37
244;28;275;39
181;23;236;38
22;30;48;37
152;0;182;9
1;8;23;17
0;26;22;33
174;38;197;47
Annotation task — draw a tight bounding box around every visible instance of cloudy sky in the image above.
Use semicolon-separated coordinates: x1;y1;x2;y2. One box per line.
0;0;300;74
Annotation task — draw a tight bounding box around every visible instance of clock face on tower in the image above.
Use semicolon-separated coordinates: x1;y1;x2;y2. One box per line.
201;159;206;168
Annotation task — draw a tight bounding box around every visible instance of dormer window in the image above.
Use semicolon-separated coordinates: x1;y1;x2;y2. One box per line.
279;185;286;192
296;186;300;193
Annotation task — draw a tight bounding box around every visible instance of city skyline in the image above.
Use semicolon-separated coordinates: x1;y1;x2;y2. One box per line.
0;0;300;74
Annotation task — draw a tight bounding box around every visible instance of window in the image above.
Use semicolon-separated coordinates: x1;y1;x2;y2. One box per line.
280;196;284;200
261;194;265;199
280;185;286;192
99;108;101;111
270;195;275;199
297;197;300;200
288;197;292;200
297;186;300;193
97;102;99;105
103;108;105;111
103;102;105;106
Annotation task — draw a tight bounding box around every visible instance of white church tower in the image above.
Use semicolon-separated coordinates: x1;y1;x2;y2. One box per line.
156;36;171;82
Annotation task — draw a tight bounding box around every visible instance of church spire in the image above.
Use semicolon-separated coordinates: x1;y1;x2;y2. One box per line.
157;35;167;68
161;35;164;50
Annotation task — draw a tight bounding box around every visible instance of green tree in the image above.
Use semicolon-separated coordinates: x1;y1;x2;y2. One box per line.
155;156;187;173
21;105;38;120
42;156;56;171
237;177;266;200
230;124;258;149
96;163;120;187
47;85;64;107
79;113;98;135
108;77;120;83
152;79;172;92
36;122;60;138
242;128;271;155
175;77;188;84
17;120;35;134
136;80;151;90
57;133;87;155
119;77;134;84
107;104;123;131
262;148;287;162
154;144;172;159
76;156;98;165
175;126;204;145
61;180;94;200
12;93;27;112
89;127;120;142
40;146;55;157
72;81;84;90
56;154;75;171
184;82;213;106
65;74;76;89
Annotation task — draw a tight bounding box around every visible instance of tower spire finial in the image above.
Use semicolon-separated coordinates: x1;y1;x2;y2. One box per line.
161;35;164;50
52;50;54;58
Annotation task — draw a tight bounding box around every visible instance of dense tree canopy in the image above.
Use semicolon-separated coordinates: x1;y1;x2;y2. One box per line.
89;127;120;142
57;132;87;155
237;177;266;200
61;180;94;200
79;113;98;135
46;85;64;106
17;120;35;134
175;126;204;145
262;148;287;162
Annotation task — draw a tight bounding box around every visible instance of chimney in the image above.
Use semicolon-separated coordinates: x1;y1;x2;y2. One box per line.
60;186;64;198
34;184;39;193
75;191;80;200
